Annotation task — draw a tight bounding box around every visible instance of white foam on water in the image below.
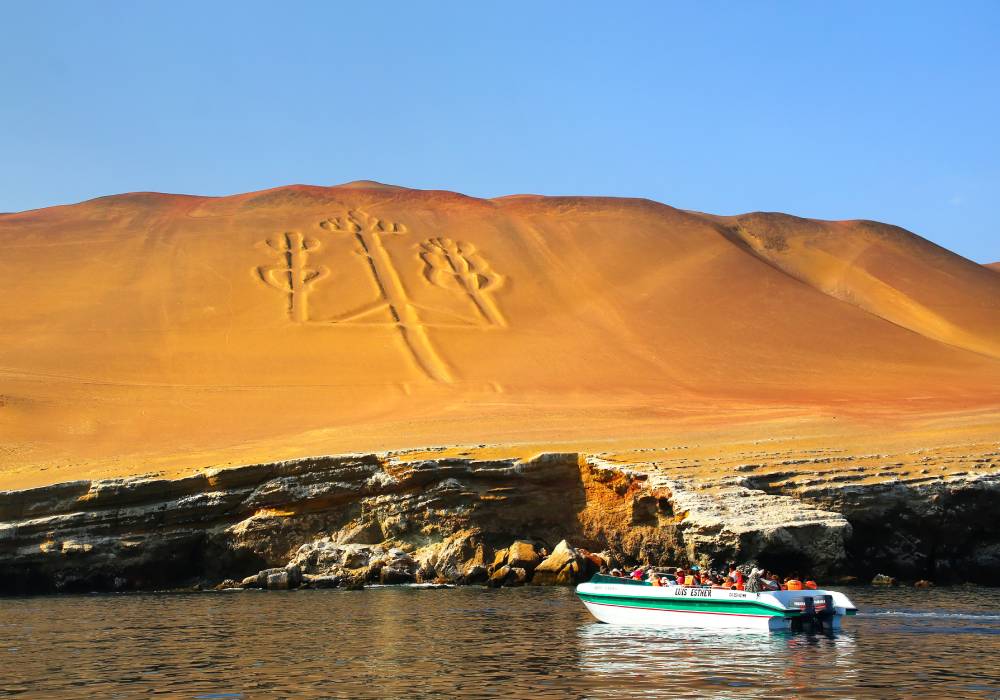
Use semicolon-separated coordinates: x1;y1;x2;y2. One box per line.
865;610;1000;621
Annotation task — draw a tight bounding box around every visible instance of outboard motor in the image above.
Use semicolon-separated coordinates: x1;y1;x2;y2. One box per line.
816;594;836;632
792;595;816;632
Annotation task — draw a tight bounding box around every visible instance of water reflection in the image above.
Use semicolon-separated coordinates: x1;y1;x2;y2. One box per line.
578;623;857;698
0;586;997;699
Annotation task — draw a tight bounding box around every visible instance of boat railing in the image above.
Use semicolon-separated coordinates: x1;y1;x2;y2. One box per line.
588;573;650;586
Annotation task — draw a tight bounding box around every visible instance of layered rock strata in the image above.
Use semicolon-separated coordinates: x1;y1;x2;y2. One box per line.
0;452;997;594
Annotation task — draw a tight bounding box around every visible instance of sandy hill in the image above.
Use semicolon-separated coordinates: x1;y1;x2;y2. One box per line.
987;262;1000;273
1;182;999;488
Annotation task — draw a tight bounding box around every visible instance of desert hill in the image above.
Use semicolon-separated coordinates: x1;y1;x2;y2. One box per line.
1;182;999;488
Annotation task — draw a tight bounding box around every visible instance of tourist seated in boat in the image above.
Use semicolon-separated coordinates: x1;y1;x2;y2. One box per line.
650;569;676;586
763;571;781;590
804;578;818;590
609;568;624;578
785;575;804;590
727;564;745;588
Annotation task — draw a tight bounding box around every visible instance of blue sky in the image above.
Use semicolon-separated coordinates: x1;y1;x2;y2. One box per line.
2;2;998;262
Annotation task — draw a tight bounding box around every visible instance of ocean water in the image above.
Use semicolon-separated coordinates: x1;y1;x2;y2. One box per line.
1;585;998;699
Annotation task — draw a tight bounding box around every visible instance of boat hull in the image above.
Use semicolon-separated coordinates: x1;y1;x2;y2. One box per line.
581;598;794;631
577;577;855;632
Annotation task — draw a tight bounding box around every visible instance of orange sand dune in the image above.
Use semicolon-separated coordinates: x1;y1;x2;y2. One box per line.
987;262;1000;273
1;182;998;488
723;213;1000;359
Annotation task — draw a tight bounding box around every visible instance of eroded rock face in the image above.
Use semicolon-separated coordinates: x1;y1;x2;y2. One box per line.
655;476;851;577
743;471;1000;582
280;540;420;586
413;528;490;583
1;451;998;593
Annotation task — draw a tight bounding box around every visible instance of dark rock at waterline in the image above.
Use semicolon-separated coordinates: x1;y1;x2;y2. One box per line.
342;575;366;590
531;540;595;585
506;541;543;573
459;565;489;585
303;574;342;589
380;565;416;585
487;565;529;587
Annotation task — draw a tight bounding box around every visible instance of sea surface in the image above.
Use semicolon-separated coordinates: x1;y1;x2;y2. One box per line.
1;585;998;699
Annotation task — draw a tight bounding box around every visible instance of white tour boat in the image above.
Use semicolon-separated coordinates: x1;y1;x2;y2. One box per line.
577;574;857;632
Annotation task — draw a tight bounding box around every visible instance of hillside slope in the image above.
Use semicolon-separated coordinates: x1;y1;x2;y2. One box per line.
724;213;1000;359
1;182;998;486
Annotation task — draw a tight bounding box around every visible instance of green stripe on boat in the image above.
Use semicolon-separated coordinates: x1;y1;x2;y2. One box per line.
578;592;799;618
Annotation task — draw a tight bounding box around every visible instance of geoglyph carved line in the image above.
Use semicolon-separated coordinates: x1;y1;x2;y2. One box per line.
319;211;454;384
253;215;509;384
254;232;329;323
419;237;507;328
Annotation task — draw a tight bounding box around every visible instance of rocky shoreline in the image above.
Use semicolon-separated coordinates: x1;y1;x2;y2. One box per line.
1;452;998;594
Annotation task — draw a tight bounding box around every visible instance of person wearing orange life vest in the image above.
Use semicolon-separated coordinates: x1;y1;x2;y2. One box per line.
785;576;803;591
804;579;818;590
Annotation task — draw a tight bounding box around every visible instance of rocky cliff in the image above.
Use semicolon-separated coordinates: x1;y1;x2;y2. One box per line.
2;450;997;594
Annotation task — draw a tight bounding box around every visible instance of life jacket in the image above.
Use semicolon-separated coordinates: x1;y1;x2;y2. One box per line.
651;577;662;587
804;580;818;590
786;579;803;591
736;583;745;591
684;575;695;586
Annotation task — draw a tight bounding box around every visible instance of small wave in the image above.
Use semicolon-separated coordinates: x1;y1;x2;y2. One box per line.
866;610;1000;621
